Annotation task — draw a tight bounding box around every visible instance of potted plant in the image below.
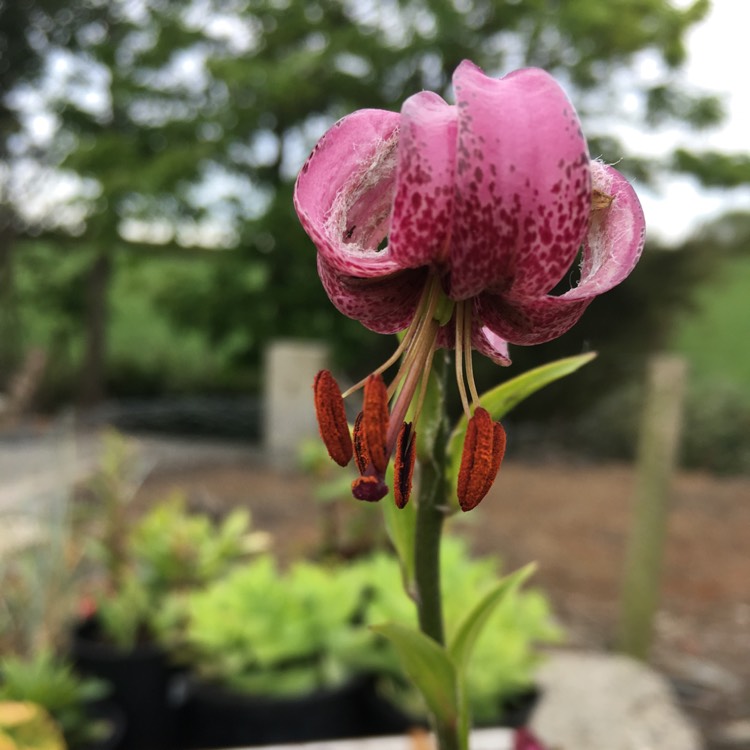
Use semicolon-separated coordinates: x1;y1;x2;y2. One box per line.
171;554;384;748
0;651;122;750
72;438;267;750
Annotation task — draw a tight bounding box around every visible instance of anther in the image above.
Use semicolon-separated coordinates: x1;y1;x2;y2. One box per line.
313;370;353;467
394;422;416;509
362;374;389;474
457;407;506;512
352;475;389;502
352;411;370;474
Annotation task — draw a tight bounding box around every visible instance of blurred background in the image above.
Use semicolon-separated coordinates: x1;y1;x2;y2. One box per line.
0;0;748;462
1;1;749;749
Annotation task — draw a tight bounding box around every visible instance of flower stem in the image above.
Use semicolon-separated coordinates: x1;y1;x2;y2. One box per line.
415;441;447;643
413;355;460;750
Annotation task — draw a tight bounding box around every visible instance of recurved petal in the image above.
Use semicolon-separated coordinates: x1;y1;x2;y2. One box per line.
565;161;646;299
476;162;645;345
477;292;593;346
294;108;404;278
317;255;427;334
449;61;591;301
472;316;512;366
388;91;457;269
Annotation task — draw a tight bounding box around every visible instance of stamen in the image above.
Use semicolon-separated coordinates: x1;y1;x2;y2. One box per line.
409;340;437;428
352;411;369;474
352;474;389;502
455;303;471;418
362;374;389;474
457;407;506;511
313;370;353;467
462;302;480;406
341;276;437;400
386;275;443;401
394;422;416;509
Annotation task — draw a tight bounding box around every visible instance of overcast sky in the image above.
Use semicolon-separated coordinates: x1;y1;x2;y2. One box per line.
635;0;750;245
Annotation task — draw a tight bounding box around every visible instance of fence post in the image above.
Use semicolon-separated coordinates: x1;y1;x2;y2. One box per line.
617;354;687;660
263;339;329;470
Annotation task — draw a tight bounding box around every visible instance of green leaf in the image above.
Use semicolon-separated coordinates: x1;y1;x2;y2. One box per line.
372;623;459;727
381;480;417;591
448;563;537;676
447;353;597;496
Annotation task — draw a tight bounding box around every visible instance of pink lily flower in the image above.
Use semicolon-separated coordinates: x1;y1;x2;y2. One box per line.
295;60;645;511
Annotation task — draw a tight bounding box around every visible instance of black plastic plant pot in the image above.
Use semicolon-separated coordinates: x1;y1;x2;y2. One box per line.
178;674;382;749
70;618;175;750
498;686;541;728
81;700;127;750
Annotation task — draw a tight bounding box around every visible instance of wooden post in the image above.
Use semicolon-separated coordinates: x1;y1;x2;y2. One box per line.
264;340;330;470
617;354;687;660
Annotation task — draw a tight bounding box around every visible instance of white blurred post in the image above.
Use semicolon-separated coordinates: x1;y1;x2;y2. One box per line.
263;340;329;470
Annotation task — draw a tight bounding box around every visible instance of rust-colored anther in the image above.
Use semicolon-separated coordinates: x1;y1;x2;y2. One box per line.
352;474;389;502
362;373;389;474
394;422;416;509
313;370;352;467
457;407;506;512
352;411;370;474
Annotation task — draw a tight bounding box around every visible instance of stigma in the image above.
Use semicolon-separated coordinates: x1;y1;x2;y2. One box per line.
313;273;506;511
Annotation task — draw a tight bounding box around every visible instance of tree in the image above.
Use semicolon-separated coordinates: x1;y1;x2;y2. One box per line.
8;0;728;403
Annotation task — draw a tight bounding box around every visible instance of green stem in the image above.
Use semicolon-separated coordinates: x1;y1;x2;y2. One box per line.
413;356;460;750
414;440;447;644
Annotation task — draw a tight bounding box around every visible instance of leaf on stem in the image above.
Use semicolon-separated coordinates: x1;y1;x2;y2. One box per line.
372;622;459;728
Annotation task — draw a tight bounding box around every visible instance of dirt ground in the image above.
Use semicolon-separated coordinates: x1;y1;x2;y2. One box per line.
134;452;750;749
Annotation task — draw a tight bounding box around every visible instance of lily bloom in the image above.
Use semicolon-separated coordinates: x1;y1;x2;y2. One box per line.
295;60;645;511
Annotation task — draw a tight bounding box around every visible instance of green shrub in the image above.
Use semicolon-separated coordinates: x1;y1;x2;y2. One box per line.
346;538;562;723
173;539;561;723
0;652;106;749
176;555;367;696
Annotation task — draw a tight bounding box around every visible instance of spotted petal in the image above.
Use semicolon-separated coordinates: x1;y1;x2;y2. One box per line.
294;108;402;278
388;91;457;270
477;162;646;345
449;62;591;301
317;256;426;334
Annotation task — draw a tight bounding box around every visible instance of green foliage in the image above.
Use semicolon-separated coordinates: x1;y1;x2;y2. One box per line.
0;702;66;750
169;539;560;715
95;495;264;650
561;236;750;474
4;0;727;405
130;494;266;593
673;252;750;389
94;573;152;651
82;433;266;648
674;149;750;188
372;624;459;738
346;539;561;723
0;652;106;750
175;556;368;695
682;381;750;474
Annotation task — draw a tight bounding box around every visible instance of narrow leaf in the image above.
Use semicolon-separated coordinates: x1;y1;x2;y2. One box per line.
381;473;417;590
449;563;537;676
373;623;459;726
